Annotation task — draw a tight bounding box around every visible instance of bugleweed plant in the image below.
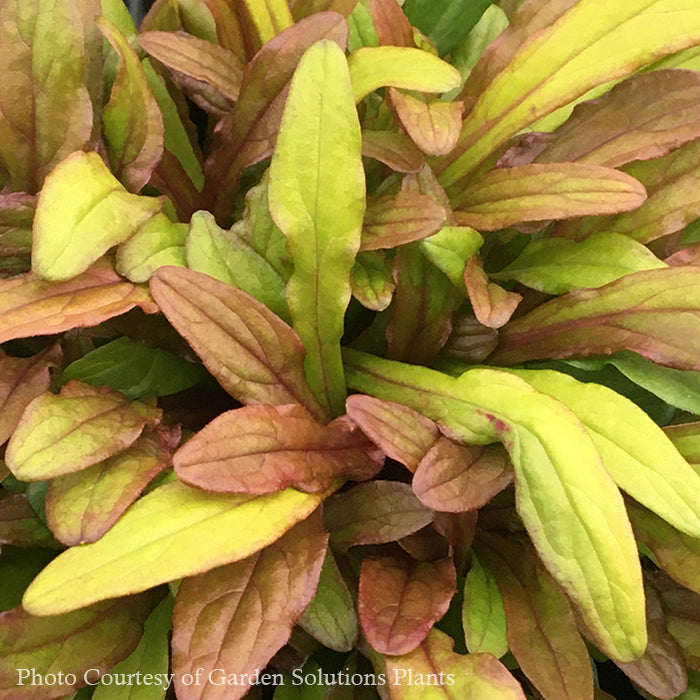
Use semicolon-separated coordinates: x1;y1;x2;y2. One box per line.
3;0;700;698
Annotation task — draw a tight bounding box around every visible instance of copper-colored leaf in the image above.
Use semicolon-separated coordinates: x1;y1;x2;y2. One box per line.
0;494;57;548
150;266;327;420
359;554;456;655
361;192;446;251
174;403;383;494
361;131;425;173
345;394;440;473
370;0;413;47
0;260;157;344
171;512;327;700
413;438;514;513
291;0;359;21
465;256;522;329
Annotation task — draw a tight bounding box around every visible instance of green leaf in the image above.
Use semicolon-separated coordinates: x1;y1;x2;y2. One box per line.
342;350;646;661
462;553;508;658
185;210;290;322
665;422;700;472
419;226;483;291
350;251;395;311
0;547;55;613
347;1;379;52
32;151;164;281
269;40;365;417
493;267;700;371
99;18;164;193
22;479;327;616
493;232;666;294
348;46;461;102
438;0;700;191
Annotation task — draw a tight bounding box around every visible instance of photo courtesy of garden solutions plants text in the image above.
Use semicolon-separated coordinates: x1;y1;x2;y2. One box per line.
5;0;700;698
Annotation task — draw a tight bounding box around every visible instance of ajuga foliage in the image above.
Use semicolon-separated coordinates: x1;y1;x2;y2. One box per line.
2;0;700;699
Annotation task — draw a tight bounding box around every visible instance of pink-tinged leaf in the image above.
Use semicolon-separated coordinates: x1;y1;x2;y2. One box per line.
291;0;359;21
370;0;413;47
359;555;456;655
666;241;700;267
199;0;248;61
351;251;396;312
0;494;57;548
465;256;522;330
45;426;179;546
0;594;157;700
387;243;462;365
398;526;450;562
360;192;446;251
389;89;463;157
531;70;700;168
434;511;478;571
382;628;526;700
171;512;327;700
149;266;328;421
0;192;35;230
477;534;594;700
627;500;700;594
139;30;245;108
346;394;440;473
492;267;700;371
0;260;157;344
324;481;434;550
174;403;383;494
202;13;348;222
361;131;425;173
0;344;61;446
5;381;161;482
413;438;513;513
0;0;100;193
99;18;165;192
452;164;646;228
616;583;688;700
149;148;201;221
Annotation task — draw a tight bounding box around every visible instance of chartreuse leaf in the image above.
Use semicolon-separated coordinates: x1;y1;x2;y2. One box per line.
240;0;294;45
348;46;461;101
350;251;395;311
269;40;365;417
438;0;700;191
100;0;137;38
32;151;164;281
419;226;483;291
493;232;666;294
0;594;157;698
22;480;327;616
99;18;164;193
343;349;646;661
381;629;526;699
493;267;700;371
665;422;700;472
0;0;100;193
172;512;326;700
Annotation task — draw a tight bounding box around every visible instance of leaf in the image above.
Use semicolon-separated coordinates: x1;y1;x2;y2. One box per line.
360;192;445;251
324;481;434;550
348;46;462;101
0;0;100;193
361;131;425;173
0;595;157;700
342;350;646;661
0;344;61;446
665;422;700;471
203;13;349;222
347;2;378;52
91;595;174;700
32;151;164;281
351;251;395;311
173;403;383;494
171;512;326;700
22;479;327;616
388;89;463;157
438;0;700;191
477;534;594;700
452;163;646;227
493;232;666;294
492;267;700;371
0;494;56;548
239;0;294;46
381;628;526;700
464;256;521;329
370;0;413;47
269;40;365;418
413;438;513;513
531;70;700;168
462;553;508;658
45;427;178;546
149;266;327;421
298;549;359;652
58;336;203;400
185;210;290;322
345;395;440;473
99;18;164;193
507;368;700;538
419;226;483;291
0;260;157;344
